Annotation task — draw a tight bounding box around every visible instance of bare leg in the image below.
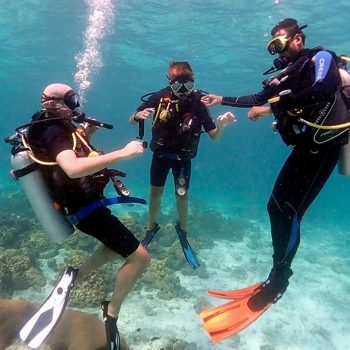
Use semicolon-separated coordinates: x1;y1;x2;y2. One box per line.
176;192;188;232
107;244;150;318
77;244;118;283
147;185;164;230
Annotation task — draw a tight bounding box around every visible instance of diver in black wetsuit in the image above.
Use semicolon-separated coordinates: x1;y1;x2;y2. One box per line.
128;61;235;269
202;19;349;308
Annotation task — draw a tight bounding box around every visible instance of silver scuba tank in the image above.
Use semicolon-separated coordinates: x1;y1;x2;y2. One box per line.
338;135;350;175
11;150;74;242
338;67;350;175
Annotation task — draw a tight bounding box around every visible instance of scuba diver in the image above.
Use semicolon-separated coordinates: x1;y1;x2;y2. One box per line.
200;18;350;341
9;83;149;350
129;61;235;269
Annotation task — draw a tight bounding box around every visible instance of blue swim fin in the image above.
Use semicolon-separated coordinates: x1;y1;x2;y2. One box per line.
141;223;160;248
175;221;200;270
19;266;78;348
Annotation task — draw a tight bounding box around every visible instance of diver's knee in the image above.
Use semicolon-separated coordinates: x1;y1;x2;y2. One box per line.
130;244;151;270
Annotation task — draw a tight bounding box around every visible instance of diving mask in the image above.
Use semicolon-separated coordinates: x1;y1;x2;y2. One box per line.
267;35;290;55
169;76;195;93
63;91;80;110
41;90;80;110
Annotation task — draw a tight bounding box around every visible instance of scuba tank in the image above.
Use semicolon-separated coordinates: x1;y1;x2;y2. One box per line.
337;64;350;175
8;133;75;242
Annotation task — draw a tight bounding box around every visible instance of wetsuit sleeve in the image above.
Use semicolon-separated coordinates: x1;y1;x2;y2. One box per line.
42;125;74;159
198;101;216;132
293;50;338;106
221;88;273;107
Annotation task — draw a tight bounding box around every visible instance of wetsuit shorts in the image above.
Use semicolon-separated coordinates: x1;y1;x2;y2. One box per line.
150;153;191;189
76;207;140;258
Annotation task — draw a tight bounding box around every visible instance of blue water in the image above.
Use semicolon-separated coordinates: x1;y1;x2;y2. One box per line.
1;1;350;349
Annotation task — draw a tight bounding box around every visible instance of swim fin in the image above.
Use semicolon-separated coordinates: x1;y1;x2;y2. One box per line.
175;221;200;270
200;285;272;342
101;300;121;350
141;223;160;248
19;266;78;348
208;282;262;300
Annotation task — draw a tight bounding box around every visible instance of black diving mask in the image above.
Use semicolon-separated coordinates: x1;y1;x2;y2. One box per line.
63;91;80;110
169;76;195;93
41;90;80;110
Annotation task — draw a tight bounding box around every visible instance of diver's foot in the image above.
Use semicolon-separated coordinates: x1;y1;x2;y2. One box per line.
141;223;160;248
175;220;187;236
248;267;293;311
101;301;121;350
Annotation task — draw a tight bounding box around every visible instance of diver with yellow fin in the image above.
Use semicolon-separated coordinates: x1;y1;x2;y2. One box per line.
201;19;350;341
6;83;150;350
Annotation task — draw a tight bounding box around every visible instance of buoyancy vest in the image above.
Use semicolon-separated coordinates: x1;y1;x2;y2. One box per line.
268;47;350;147
27;111;109;211
150;90;204;159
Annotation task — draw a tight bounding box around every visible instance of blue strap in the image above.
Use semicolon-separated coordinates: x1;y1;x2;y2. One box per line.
157;152;180;160
67;196;147;225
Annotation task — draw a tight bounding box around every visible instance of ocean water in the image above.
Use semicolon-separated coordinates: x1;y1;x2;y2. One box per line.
1;0;350;349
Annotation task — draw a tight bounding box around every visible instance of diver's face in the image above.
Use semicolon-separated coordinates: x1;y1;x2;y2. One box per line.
173;90;191;99
274;28;303;62
169;75;194;99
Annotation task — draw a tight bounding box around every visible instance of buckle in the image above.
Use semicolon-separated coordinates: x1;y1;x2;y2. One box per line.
67;214;79;225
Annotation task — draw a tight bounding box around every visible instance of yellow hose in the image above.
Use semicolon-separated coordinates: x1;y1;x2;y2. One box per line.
268;97;350;130
298;118;350;130
340;55;350;62
152;98;164;127
21;131;91;166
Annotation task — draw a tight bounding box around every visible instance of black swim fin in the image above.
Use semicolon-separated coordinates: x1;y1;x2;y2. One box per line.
19;266;78;348
101;300;121;350
141;223;160;248
175;221;200;270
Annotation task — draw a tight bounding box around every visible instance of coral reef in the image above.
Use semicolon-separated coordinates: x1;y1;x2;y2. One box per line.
60;250;114;308
138;258;192;300
60;231;98;255
0;248;46;297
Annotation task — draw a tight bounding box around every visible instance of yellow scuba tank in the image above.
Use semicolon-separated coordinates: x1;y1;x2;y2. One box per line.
338;66;350;175
11;147;75;242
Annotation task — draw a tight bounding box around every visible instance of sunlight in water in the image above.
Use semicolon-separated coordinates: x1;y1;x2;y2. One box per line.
74;0;115;103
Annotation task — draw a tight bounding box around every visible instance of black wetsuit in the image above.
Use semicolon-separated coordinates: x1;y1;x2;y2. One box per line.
136;88;216;189
222;48;349;296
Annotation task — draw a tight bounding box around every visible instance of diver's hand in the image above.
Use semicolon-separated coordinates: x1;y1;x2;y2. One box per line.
121;140;144;159
201;94;223;107
134;108;155;121
217;112;236;127
247;106;272;121
80;120;99;138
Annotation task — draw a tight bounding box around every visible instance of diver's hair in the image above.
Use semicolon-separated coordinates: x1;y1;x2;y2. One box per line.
168;61;193;80
271;18;307;44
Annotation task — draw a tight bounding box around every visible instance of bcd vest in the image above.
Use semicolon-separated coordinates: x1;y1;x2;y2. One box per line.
27;111;109;211
268;48;349;147
150;91;204;159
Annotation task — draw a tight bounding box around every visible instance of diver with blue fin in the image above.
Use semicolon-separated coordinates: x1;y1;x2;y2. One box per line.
129;61;236;269
6;83;150;349
200;19;350;341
